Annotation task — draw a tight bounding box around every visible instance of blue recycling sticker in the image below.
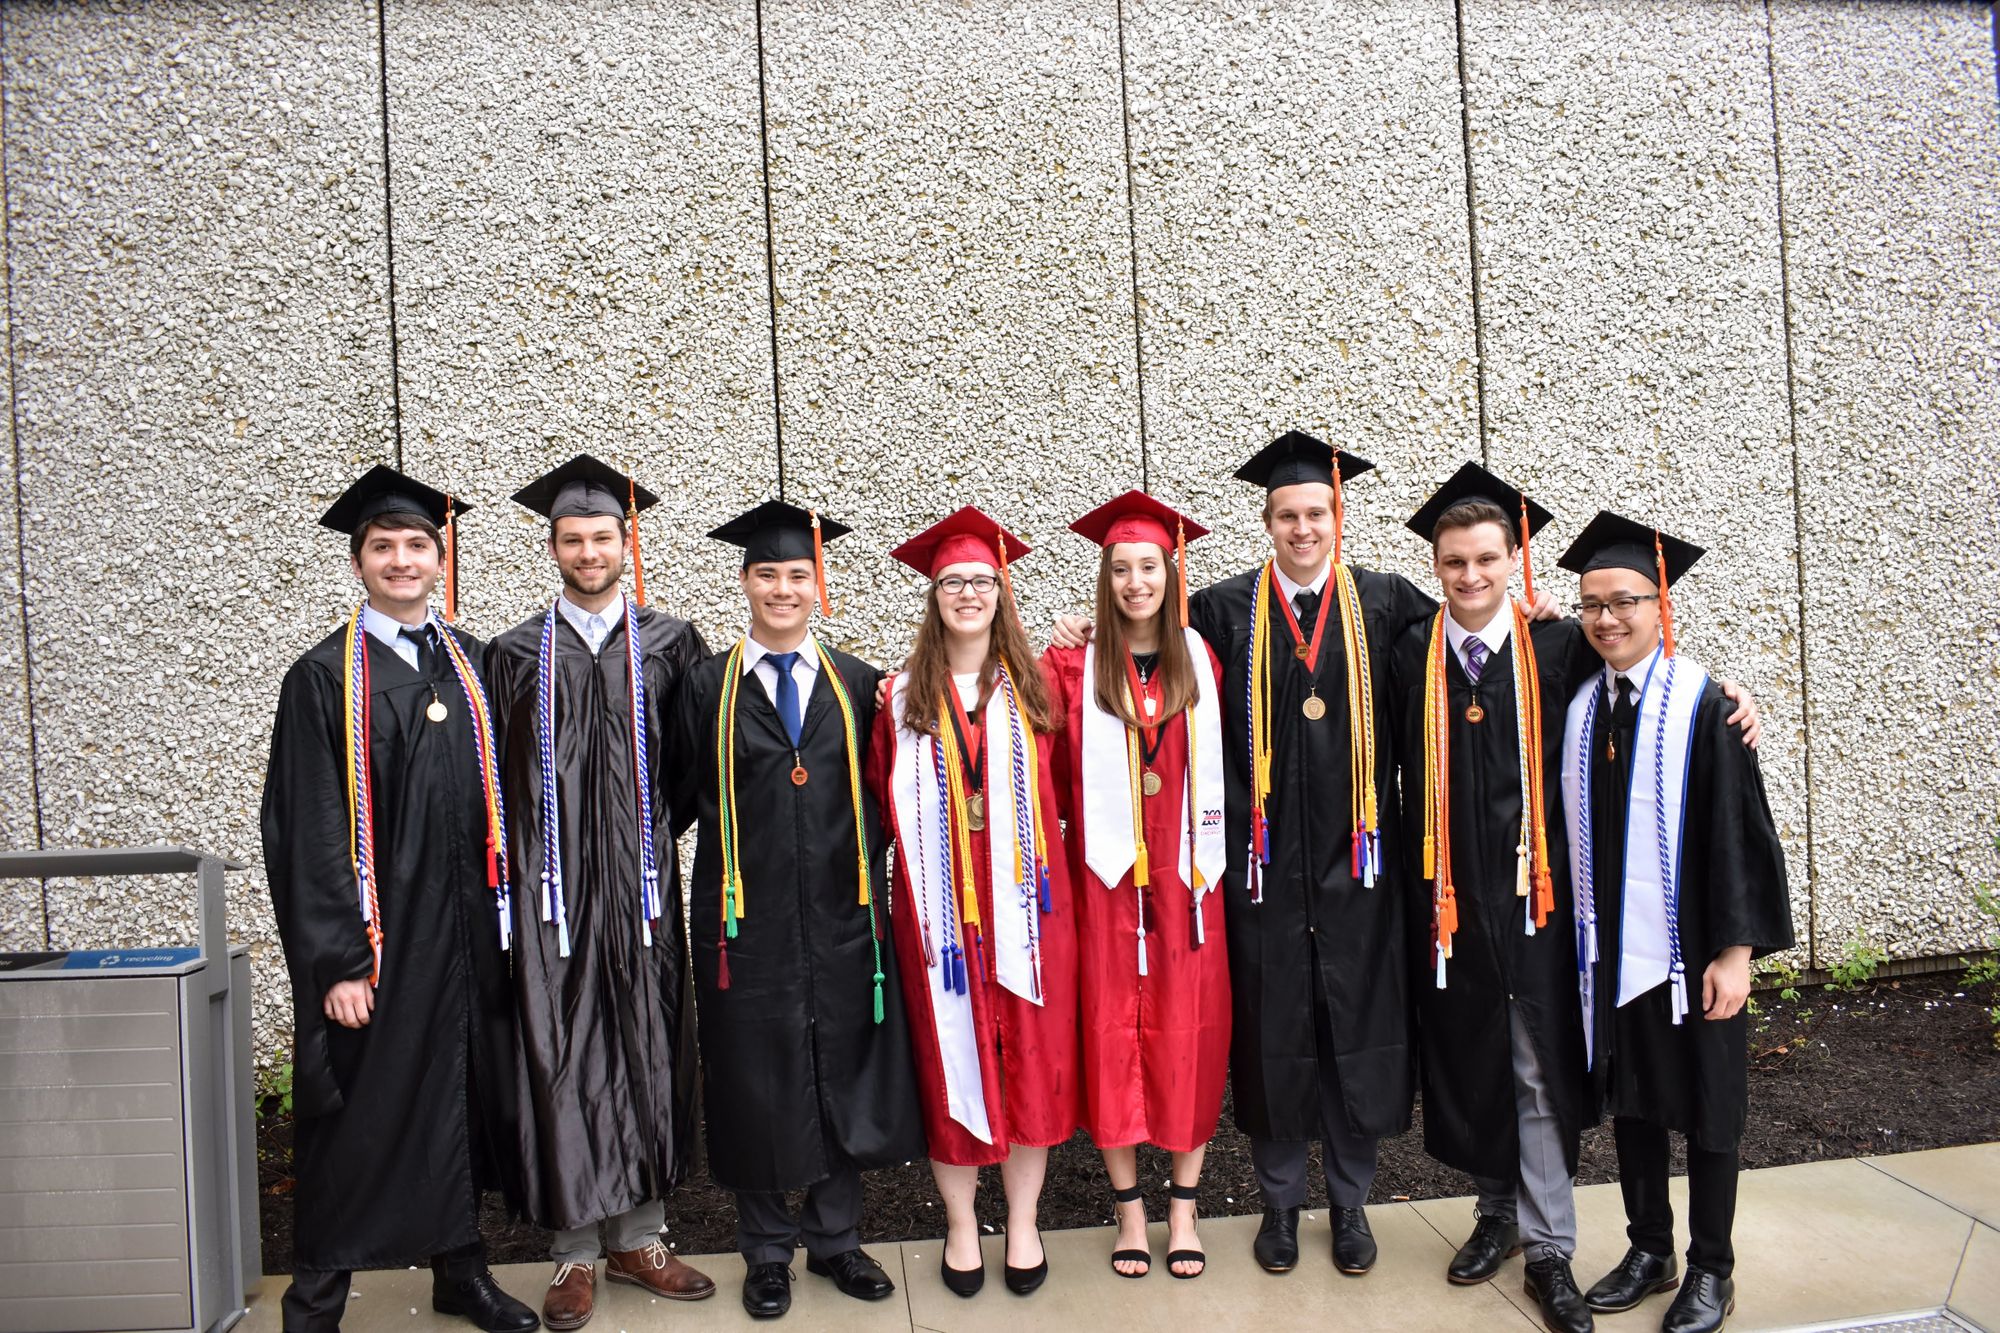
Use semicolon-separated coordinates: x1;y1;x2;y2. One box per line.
60;948;201;970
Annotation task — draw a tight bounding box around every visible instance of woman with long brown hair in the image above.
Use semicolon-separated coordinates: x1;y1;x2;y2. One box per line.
864;505;1079;1300
1041;491;1229;1280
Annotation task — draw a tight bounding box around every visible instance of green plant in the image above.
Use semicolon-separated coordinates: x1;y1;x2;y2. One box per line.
1756;956;1803;1004
257;1056;294;1119
1960;875;2000;1049
1824;931;1887;993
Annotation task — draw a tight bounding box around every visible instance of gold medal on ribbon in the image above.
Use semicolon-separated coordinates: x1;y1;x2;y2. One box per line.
790;765;808;787
1302;693;1327;721
1464;703;1485;723
1141;770;1162;797
426;695;448;724
1293;643;1310;661
966;790;986;832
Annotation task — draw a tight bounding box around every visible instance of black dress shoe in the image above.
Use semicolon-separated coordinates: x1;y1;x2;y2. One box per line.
1661;1265;1735;1333
1584;1246;1679;1313
1253;1206;1299;1273
1003;1227;1048;1295
741;1263;793;1320
1332;1207;1377;1275
805;1248;896;1301
1523;1255;1595;1333
432;1269;541;1333
1448;1213;1521;1285
940;1248;985;1297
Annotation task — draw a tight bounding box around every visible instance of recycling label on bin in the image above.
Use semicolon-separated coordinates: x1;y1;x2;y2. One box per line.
0;948;201;972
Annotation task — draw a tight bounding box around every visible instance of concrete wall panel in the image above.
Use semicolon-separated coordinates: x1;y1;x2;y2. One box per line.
1770;0;2000;962
2;1;393;1046
760;0;1141;658
384;0;777;646
1123;0;1480;589
1462;0;1811;955
0;182;40;951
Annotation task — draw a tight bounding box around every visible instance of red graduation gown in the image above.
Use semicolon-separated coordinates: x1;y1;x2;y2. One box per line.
866;689;1080;1166
1042;644;1231;1154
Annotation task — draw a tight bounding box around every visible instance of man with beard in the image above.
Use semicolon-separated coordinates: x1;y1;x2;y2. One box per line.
262;466;537;1332
670;500;925;1320
486;455;714;1330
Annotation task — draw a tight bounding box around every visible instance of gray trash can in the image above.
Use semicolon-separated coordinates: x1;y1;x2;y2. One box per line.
0;846;255;1333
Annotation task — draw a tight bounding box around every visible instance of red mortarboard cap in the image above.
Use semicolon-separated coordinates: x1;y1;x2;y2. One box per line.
1068;489;1210;551
889;505;1031;579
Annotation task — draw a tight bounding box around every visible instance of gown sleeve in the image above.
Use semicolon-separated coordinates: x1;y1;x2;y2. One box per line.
1038;648;1080;824
1691;689;1796;962
666;664;709;841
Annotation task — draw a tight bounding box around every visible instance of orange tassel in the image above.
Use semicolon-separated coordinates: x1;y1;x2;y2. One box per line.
996;520;1017;609
627;478;647;606
1331;464;1346;565
1533;868;1555;929
811;510;833;616
1655;530;1676;657
442;495;458;623
1518;494;1535;607
1175;516;1189;627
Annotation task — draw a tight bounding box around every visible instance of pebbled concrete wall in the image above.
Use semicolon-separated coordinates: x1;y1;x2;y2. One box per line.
0;0;1995;1061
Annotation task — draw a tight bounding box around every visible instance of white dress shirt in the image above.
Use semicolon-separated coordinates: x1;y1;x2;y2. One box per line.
1271;558;1331;610
1443;606;1513;677
742;632;822;710
362;604;428;670
557;592;625;656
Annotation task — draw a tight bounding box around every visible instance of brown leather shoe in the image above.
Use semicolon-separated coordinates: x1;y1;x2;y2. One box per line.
606;1240;717;1301
542;1261;595;1331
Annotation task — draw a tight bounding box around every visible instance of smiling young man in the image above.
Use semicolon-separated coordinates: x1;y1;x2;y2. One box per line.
486;455;714;1330
1554;513;1793;1333
669;500;924;1320
262;467;535;1333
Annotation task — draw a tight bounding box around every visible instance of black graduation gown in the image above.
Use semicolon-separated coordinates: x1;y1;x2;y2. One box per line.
1587;673;1794;1152
261;623;520;1271
668;643;925;1193
1389;616;1598;1180
1188;565;1435;1142
485;605;705;1232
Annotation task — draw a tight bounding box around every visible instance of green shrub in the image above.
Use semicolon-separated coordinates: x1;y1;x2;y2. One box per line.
1825;932;1886;993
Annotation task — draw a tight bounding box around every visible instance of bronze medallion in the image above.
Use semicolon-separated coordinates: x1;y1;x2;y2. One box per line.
1301;694;1327;721
966;790;986;832
1293;643;1310;661
1464;703;1485;724
790;765;809;787
1141;770;1163;797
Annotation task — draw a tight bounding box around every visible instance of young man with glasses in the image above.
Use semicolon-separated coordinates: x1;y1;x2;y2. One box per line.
1555;512;1793;1333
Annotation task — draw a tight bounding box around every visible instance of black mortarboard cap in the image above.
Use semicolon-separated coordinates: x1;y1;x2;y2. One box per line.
708;499;852;567
510;453;659;521
1234;430;1375;492
1556;510;1705;585
1405;460;1554;543
318;464;466;534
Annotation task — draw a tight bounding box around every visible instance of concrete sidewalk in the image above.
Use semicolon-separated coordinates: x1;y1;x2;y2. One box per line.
238;1143;2000;1333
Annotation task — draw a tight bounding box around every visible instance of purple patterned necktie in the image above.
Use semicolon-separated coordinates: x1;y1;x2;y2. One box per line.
1464;636;1488;685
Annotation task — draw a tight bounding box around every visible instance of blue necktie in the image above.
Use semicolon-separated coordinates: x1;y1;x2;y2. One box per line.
1464;636;1488;685
769;652;803;747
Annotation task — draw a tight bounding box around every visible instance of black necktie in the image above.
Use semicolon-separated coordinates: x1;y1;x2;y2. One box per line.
1610;676;1637;732
1292;590;1320;624
400;625;437;678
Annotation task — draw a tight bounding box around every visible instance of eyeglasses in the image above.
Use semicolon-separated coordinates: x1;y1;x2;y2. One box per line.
935;575;1000;597
1572;594;1660;621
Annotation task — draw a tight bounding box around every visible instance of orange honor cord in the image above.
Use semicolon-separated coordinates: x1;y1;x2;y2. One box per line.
1654;530;1676;657
1513;603;1556;927
1175;516;1189;627
627;478;647;606
442;495;459;623
811;510;834;616
1422;611;1456;985
1518;494;1535;608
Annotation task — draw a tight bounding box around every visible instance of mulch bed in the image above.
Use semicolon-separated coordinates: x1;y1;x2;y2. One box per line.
257;971;1999;1274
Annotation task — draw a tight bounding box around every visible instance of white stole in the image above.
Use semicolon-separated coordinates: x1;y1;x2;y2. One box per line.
1080;629;1227;901
888;673;992;1145
1561;644;1708;1068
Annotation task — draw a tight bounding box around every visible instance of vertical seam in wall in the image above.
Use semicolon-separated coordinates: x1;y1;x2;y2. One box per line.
753;0;787;501
1113;0;1150;492
374;0;405;469
0;7;52;944
1452;0;1491;466
1762;0;1818;969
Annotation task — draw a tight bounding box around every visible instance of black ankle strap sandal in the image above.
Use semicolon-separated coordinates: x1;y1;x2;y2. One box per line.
1109;1183;1150;1278
1165;1182;1206;1279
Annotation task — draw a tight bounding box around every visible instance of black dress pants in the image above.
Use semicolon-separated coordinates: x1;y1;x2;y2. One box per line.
1613;1116;1739;1278
283;1241;484;1332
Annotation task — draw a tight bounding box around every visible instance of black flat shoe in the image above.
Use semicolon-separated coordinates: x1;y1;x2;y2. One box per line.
431;1269;540;1333
1662;1265;1734;1333
1448;1212;1521;1285
1165;1181;1205;1279
1108;1181;1150;1278
1523;1255;1595;1333
740;1262;792;1320
806;1248;896;1301
1584;1246;1679;1313
940;1248;985;1298
1332;1207;1377;1275
1003;1227;1047;1295
1253;1205;1299;1273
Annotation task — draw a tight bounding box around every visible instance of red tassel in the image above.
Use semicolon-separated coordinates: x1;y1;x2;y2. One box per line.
442;496;459;622
485;840;500;890
1655;530;1676;657
628;478;647;607
811;510;833;616
717;939;732;990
